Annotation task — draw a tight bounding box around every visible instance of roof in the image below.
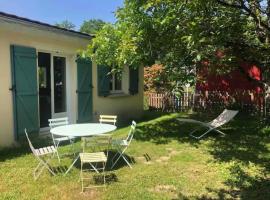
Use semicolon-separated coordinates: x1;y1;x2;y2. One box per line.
0;11;92;39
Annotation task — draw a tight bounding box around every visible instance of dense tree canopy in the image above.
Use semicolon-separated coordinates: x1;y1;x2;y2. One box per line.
55;20;76;30
86;0;270;92
80;19;106;34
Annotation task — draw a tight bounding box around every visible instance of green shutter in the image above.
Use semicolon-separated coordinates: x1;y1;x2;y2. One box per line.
129;66;139;95
10;45;39;139
98;65;110;96
77;57;93;123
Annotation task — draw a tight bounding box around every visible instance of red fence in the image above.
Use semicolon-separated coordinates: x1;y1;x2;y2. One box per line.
146;91;265;114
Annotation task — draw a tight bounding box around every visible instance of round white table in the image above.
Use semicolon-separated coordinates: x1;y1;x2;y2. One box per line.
51;123;117;137
50;123;117;174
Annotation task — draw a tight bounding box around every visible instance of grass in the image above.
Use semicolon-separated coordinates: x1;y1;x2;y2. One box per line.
0;111;270;199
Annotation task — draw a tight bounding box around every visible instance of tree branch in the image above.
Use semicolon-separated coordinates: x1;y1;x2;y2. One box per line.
216;0;243;10
216;0;270;33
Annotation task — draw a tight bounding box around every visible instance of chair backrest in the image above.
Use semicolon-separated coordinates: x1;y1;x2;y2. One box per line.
48;117;69;129
99;115;117;125
82;135;112;156
24;129;37;156
126;121;136;145
209;109;238;128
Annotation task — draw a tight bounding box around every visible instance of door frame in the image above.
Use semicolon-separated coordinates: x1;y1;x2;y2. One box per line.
37;49;71;131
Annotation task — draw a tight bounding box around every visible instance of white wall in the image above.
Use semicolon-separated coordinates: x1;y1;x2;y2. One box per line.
0;20;144;147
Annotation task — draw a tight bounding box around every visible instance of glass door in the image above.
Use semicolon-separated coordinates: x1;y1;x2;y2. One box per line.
52;56;67;118
38;52;52;128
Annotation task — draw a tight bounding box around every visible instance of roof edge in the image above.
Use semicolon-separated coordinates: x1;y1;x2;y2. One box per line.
0;11;93;39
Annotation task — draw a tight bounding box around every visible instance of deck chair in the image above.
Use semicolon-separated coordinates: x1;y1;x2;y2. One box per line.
48;117;75;162
177;109;238;139
111;120;136;169
79;135;112;192
99;115;117;125
24;129;57;180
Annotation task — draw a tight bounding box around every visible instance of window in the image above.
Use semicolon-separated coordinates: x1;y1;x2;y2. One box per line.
53;56;66;113
109;72;122;93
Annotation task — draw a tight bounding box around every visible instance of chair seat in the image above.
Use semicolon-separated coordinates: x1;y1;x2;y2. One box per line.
54;136;75;142
80;152;107;163
112;139;128;146
35;146;57;156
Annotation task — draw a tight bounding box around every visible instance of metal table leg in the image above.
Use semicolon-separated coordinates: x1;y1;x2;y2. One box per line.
65;154;80;175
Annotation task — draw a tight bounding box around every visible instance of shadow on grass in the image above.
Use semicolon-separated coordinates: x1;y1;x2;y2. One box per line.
1;110;269;199
0;135;54;162
135;112;269;167
92;173;118;185
134;111;270;199
69;150;135;173
135;112;212;145
174;164;270;200
51;166;69;175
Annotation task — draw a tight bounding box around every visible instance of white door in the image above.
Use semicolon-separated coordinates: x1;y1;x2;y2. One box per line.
51;55;67;119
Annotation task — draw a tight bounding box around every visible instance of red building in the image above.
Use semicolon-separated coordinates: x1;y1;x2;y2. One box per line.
195;62;263;109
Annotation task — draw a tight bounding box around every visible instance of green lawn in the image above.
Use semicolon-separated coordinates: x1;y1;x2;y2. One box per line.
0;111;269;200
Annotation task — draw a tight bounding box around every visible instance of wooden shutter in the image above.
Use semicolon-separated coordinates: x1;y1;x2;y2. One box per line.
98;65;110;96
10;45;39;139
77;57;93;123
129;66;139;95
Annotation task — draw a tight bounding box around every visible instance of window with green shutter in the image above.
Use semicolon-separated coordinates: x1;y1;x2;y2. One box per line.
98;65;111;96
10;45;39;139
77;57;93;123
129;66;139;95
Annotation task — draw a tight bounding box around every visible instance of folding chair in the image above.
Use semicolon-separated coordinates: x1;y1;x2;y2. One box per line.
177;109;238;139
48;117;75;162
111;120;136;169
24;129;57;180
99;115;117;125
79;135;112;192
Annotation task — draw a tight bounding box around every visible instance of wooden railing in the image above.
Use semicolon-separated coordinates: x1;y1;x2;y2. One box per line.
147;92;195;112
146;91;265;114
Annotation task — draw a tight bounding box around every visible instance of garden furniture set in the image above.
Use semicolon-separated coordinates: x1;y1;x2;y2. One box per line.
25;115;137;191
25;109;238;191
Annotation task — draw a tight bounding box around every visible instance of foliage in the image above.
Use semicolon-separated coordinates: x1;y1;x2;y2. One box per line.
79;19;106;34
144;64;168;93
0;112;269;199
86;22;142;73
55;20;76;30
87;0;270;93
85;24;121;72
143;64;166;92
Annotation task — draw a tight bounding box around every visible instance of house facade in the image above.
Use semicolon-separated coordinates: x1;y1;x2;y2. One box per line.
0;12;143;147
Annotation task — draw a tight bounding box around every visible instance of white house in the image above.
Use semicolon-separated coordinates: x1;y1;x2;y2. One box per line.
0;12;143;147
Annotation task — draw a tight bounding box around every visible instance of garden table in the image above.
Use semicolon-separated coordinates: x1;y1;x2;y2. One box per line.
50;123;117;174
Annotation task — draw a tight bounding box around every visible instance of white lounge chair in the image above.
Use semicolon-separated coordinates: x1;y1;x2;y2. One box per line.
24;129;57;180
48;117;75;162
177;109;238;139
99;115;117;125
111;120;136;169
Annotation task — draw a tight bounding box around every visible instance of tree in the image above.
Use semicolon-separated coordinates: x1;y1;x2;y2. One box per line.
80;19;106;34
86;0;270;91
55;20;76;30
144;64;168;93
214;0;270;82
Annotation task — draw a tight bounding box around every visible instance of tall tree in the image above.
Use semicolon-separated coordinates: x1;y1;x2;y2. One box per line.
87;0;270;90
80;19;106;34
215;0;270;81
55;20;76;30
